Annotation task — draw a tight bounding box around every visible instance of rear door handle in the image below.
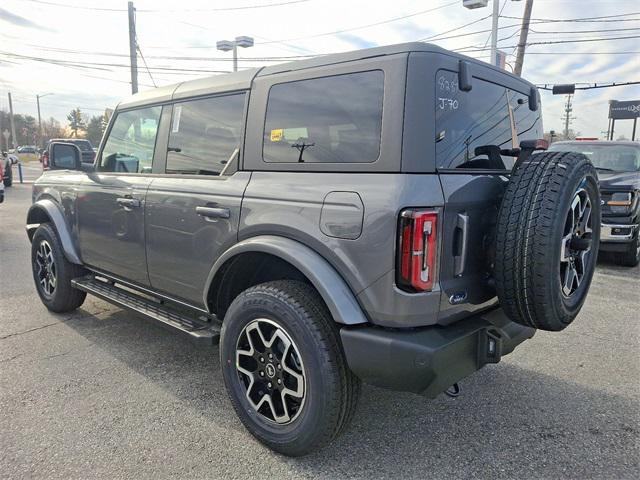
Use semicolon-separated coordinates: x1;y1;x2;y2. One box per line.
196;206;230;219
454;213;469;277
116;197;141;209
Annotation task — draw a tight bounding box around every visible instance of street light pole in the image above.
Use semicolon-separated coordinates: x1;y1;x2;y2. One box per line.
233;43;238;73
217;36;254;72
464;1;524;68
490;0;499;67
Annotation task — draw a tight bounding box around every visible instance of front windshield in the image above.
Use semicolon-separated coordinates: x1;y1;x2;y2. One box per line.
548;143;640;172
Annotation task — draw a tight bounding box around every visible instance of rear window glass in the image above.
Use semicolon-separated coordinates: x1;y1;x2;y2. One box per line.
73;140;93;152
263;71;384;164
435;70;541;170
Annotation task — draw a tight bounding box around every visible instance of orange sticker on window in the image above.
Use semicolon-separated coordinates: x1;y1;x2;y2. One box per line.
270;129;283;142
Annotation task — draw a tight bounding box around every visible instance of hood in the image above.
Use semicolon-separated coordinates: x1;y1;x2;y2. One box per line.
598;171;640;191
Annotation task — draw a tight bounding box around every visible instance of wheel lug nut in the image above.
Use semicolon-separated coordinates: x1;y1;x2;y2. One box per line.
277;378;281;385
268;382;272;388
259;356;264;363
277;364;282;370
268;353;273;360
259;371;264;377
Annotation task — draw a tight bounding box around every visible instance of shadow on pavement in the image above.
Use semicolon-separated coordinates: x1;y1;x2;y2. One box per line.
63;306;639;479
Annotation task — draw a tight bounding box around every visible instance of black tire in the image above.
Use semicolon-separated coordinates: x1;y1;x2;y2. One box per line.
3;161;11;187
31;223;87;313
617;232;640;267
220;280;360;456
495;151;601;332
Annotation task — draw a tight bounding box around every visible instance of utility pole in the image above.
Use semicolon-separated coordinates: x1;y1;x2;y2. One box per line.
36;94;43;149
513;0;534;76
128;1;138;94
36;93;53;148
490;0;500;66
0;107;4;152
7;92;17;149
561;94;574;139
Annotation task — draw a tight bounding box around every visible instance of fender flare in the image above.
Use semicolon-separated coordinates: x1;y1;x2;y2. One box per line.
204;235;368;325
26;199;82;265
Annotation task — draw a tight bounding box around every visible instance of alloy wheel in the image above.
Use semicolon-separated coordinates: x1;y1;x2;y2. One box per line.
560;187;593;297
35;239;57;297
235;318;306;425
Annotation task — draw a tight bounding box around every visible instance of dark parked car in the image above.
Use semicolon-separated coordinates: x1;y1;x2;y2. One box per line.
42;138;95;168
548;141;640;266
0;161;4;202
2;151;18;187
26;43;600;456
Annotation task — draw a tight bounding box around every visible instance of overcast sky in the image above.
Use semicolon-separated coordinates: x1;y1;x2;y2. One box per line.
1;0;639;139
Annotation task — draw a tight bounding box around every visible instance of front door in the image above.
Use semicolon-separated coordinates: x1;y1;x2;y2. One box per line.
144;92;249;306
76;105;163;286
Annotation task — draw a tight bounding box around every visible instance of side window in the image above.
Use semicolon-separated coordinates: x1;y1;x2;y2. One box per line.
435;71;515;170
166;93;246;175
263;70;384;164
100;106;162;173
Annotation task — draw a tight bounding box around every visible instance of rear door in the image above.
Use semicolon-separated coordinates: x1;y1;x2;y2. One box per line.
434;70;542;321
76;105;163;285
144;92;249;307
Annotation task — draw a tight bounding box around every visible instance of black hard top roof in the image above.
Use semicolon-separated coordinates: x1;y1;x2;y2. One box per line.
118;42;534;110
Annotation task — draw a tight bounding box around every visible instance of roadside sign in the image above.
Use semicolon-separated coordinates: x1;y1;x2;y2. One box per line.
609;100;640;120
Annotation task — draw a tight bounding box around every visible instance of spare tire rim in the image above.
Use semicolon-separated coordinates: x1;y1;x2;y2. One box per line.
235;318;306;425
35;239;56;297
560;187;592;297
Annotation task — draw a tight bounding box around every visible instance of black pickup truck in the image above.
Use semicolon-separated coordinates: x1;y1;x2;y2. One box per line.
549;141;640;266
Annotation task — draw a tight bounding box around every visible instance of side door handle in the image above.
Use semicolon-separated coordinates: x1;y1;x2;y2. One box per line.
116;197;141;209
454;213;469;277
196;206;230;220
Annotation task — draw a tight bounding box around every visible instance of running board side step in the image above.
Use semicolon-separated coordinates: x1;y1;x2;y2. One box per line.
71;276;220;346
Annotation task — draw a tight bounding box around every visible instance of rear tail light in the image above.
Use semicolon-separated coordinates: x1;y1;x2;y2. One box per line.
397;209;439;292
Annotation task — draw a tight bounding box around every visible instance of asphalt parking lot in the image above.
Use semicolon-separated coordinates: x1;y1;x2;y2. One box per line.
1;179;638;479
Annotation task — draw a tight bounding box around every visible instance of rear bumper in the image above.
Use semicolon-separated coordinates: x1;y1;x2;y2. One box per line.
340;307;535;398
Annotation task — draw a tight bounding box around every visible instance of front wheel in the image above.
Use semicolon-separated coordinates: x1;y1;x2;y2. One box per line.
31;224;87;312
220;280;360;456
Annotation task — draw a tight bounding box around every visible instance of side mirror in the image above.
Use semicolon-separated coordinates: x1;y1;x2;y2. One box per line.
48;142;82;170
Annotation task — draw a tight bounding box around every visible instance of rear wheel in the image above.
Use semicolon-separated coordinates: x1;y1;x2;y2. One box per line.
495;151;601;331
31;224;87;312
220;280;359;456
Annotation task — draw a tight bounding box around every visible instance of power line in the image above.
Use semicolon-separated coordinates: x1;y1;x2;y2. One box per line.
20;0;313;13
499;12;640;22
255;1;460;44
455;34;640;52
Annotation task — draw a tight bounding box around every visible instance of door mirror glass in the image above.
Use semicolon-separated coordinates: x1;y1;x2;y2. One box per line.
49;142;81;170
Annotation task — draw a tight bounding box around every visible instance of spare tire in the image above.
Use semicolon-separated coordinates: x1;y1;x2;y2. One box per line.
495;151;600;331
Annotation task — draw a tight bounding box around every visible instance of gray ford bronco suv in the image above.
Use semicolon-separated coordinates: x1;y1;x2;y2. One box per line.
27;43;600;456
